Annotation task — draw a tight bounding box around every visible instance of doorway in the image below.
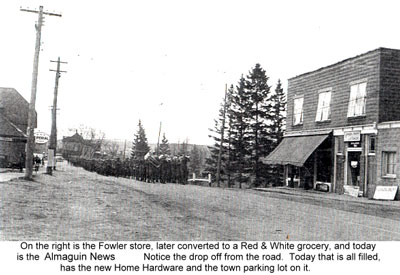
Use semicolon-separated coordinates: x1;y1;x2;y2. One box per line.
347;151;361;186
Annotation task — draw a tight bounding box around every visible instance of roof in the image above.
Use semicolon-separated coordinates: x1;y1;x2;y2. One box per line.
0;87;29;108
0;87;36;129
62;132;84;143
288;47;400;81
0;113;27;138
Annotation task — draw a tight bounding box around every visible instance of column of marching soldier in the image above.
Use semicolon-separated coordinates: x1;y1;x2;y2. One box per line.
68;154;190;184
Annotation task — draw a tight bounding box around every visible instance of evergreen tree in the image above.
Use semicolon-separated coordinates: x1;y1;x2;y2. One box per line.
189;145;201;176
244;64;273;187
205;89;233;185
131;120;150;160
159;133;171;156
269;79;286;185
178;138;189;156
270;79;286;146
229;76;251;188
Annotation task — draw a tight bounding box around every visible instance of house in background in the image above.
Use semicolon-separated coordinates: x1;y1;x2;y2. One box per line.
263;48;400;199
62;131;102;159
0;87;36;167
62;132;85;158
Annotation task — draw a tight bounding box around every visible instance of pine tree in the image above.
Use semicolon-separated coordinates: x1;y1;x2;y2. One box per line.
244;64;273;187
270;79;286;146
178;138;189;156
269;79;286;185
159;133;171;156
189;145;201;176
229;76;251;188
205;89;233;185
131;120;150;160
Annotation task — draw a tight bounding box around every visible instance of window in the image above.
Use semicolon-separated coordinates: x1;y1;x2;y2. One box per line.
382;151;396;177
368;136;376;154
293;97;304;125
315;91;331;121
348;82;367;117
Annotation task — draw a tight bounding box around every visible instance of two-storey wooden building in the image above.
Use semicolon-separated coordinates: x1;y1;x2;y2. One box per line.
264;48;400;199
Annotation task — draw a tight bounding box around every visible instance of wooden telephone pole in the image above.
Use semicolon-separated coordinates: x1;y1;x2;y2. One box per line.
47;57;67;175
21;6;61;180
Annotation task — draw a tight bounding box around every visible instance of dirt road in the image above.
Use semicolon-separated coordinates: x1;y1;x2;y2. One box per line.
1;163;400;240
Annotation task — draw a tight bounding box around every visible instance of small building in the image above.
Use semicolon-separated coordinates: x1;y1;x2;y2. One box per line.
263;48;400;199
0;87;36;167
62;131;101;159
62;132;85;158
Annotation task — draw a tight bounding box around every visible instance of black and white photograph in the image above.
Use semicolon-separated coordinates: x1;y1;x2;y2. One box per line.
1;0;400;273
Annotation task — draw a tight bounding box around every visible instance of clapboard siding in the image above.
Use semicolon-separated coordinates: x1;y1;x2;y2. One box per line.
379;49;400;122
287;49;383;133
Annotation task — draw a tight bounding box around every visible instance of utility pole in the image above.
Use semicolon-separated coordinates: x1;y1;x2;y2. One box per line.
21;6;61;180
156;121;162;156
47;57;67;175
216;84;228;187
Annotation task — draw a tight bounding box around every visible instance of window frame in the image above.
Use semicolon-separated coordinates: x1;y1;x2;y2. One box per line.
347;80;367;118
292;96;304;126
368;135;376;155
382;151;396;178
315;88;332;122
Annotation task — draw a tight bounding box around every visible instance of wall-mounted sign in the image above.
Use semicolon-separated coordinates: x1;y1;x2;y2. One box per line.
349;141;361;148
344;131;361;142
373;186;398;200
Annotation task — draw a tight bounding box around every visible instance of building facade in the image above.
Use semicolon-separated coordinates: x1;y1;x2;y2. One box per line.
264;48;400;199
0;88;36;167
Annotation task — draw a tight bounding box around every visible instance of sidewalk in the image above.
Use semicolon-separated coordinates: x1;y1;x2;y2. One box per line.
253;186;400;208
0;167;46;182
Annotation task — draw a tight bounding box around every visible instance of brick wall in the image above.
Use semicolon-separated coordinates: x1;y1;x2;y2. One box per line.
287;49;381;133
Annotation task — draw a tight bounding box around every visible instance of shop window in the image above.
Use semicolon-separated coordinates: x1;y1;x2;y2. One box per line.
347;82;367;117
335;137;344;154
382;151;396;177
293;97;304;125
315;90;331;121
368;136;376;154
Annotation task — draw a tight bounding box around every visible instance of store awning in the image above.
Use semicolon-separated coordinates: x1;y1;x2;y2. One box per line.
261;134;330;167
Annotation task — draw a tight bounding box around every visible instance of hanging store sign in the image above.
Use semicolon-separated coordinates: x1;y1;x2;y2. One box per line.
34;131;49;144
344;131;361;142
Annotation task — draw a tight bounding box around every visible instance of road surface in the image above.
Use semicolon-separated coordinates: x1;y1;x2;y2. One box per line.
1;162;399;240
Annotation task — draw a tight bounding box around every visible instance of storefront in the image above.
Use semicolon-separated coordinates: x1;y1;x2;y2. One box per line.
263;124;379;197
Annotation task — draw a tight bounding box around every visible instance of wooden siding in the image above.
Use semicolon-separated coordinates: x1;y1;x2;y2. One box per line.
379;49;400;122
286;49;382;133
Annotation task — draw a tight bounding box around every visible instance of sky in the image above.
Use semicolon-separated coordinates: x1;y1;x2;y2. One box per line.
1;0;400;145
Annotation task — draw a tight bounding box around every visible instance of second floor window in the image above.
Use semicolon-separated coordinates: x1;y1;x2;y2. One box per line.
293;97;304;125
315;91;331;121
347;82;367;117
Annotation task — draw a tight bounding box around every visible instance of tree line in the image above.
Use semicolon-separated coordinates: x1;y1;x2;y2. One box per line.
131;120;207;176
206;63;286;188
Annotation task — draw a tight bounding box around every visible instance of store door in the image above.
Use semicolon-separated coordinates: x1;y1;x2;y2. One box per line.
347;151;361;186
